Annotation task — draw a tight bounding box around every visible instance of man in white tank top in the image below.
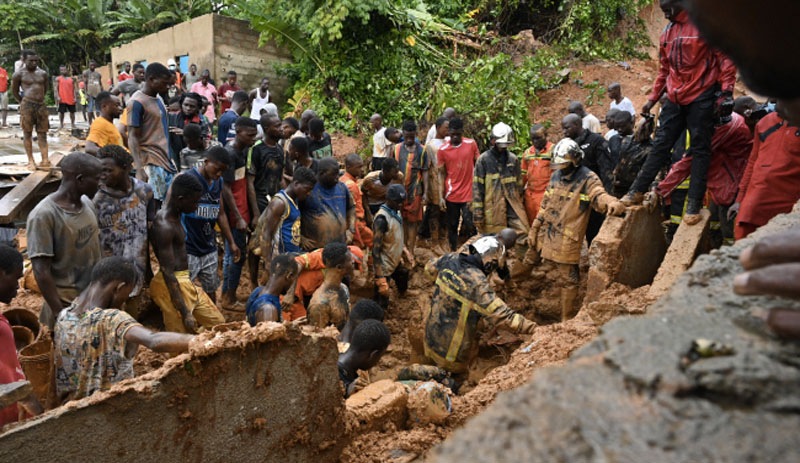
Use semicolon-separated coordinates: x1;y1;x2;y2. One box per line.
249;77;272;121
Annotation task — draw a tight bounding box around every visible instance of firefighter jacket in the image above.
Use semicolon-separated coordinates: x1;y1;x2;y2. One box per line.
472;147;529;233
532;166;618;265
424;253;534;373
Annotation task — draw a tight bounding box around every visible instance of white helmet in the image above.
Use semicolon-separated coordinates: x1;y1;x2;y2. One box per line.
550;138;583;170
469;236;506;274
167;58;177;69
491;122;515;147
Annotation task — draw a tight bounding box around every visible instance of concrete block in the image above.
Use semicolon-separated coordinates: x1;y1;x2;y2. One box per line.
0;323;346;463
648;209;711;299
586;206;668;303
346;379;409;433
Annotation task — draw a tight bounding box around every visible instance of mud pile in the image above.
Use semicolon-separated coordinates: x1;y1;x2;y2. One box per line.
427;205;800;462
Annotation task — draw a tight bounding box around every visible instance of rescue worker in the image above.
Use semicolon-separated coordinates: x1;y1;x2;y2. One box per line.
373;184;411;309
730;104;800;240
472;122;529;244
424;236;536;379
519;139;626;321
520;124;554;225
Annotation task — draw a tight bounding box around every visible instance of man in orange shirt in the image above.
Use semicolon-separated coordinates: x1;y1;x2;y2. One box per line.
520;124;554;225
85;92;124;155
0;65;8;127
341;154;373;249
54;65;78;130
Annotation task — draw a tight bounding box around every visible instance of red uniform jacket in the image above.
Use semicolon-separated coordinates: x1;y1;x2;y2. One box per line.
736;112;800;228
649;10;736;105
658;112;753;206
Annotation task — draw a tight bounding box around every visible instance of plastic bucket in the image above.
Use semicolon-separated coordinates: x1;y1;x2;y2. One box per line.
19;339;53;405
12;325;35;351
3;308;41;340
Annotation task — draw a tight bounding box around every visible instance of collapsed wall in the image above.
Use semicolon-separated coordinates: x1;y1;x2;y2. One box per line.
0;323;347;463
428;204;800;462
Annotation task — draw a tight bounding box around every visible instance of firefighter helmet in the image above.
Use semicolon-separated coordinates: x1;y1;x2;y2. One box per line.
491;122;515;147
550;138;584;170
469;236;506;274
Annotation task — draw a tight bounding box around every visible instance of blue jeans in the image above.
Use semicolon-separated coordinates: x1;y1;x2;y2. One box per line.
222;228;247;295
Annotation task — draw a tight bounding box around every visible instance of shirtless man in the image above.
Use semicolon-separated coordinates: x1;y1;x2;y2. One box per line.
11;50;50;170
307;242;353;330
150;173;225;333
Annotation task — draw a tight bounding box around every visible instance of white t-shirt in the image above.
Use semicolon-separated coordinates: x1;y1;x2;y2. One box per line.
610;97;636;117
373;127;387;159
583;114;602;134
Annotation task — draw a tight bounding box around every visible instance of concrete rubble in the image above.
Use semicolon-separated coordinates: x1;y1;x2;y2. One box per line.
0;322;347;463
428;204;800;462
649;208;712;299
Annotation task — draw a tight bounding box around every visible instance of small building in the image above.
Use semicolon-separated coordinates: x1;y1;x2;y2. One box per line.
110;13;292;106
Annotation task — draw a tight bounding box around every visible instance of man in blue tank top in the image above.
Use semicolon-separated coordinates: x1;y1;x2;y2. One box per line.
252;166;317;282
181;146;239;302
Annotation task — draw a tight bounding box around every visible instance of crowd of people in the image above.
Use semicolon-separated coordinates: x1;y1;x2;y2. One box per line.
2;0;800;430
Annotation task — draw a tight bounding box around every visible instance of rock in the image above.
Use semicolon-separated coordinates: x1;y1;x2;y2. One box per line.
428;204;800;462
346;379;409;433
586;205;667;304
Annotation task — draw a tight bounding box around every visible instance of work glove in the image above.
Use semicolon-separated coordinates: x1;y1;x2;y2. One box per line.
607;201;626;216
727;202;740;222
375;277;390;297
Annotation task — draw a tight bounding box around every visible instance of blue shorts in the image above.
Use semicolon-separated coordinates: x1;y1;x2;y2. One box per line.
144;165;175;201
87;95;97;113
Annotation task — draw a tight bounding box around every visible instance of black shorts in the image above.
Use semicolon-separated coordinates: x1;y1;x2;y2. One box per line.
58;103;76;114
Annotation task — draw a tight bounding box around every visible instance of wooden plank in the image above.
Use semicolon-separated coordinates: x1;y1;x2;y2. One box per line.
0;153;65;225
0;381;32;409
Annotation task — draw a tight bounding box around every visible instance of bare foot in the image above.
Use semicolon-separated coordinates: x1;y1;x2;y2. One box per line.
37;160;52;171
26;162;37;172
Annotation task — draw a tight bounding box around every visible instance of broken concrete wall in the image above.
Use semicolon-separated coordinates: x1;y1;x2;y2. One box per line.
0;323;347;463
648;208;712;299
586;205;667;302
428;204;800;462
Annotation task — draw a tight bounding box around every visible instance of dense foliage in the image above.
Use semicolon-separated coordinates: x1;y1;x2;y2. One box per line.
235;0;655;147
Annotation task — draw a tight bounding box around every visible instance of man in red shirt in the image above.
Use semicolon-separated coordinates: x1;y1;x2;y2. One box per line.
0;65;8;127
730;106;800;240
437;118;480;251
54;65;77;130
622;0;736;225
118;61;133;82
218;70;242;114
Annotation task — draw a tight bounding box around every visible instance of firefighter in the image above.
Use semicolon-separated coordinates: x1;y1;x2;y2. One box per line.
519;138;626;321
472;122;529;245
423;236;536;378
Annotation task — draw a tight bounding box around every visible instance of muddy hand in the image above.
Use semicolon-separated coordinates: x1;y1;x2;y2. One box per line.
183;313;198;334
